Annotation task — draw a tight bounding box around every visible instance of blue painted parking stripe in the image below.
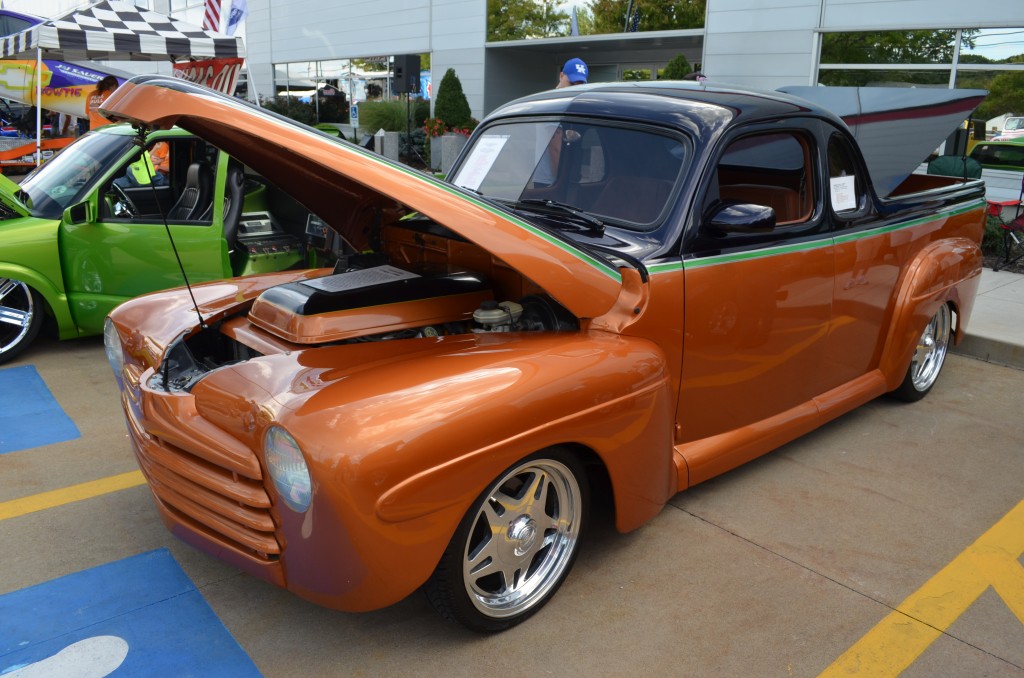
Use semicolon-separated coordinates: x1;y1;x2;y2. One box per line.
0;549;260;676
0;365;79;454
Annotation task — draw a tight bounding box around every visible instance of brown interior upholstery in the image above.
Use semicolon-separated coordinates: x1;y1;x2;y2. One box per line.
719;184;804;224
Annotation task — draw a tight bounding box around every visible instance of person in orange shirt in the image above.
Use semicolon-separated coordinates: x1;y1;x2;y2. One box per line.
149;141;169;177
87;76;119;131
116;141;170;188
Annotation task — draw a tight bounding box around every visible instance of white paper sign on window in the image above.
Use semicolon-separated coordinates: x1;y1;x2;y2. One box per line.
452;135;510;192
830;175;857;212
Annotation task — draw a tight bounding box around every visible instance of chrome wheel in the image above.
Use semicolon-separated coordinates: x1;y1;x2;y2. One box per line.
426;451;587;632
0;278;43;364
893;303;951;401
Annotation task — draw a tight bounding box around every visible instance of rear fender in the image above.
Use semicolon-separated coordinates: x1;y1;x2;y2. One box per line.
879;238;982;389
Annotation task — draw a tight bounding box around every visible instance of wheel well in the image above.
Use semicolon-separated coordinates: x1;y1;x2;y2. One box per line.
35;288;59;340
948;301;961;342
560;443;616;529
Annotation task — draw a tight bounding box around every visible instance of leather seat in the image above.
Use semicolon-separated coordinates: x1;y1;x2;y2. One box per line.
167;162;213;221
720;184;804;224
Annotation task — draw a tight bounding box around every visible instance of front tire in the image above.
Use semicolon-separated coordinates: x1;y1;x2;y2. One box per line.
892;303;951;402
425;449;588;632
0;279;44;365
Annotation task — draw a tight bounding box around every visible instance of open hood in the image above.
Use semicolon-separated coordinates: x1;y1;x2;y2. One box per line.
779;86;987;197
0;173;30;217
101;75;625;320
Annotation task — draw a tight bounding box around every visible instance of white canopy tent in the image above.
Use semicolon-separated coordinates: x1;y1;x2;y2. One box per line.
0;0;245;163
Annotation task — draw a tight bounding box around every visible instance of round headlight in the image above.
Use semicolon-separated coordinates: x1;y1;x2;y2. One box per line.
264;426;312;513
103;317;125;388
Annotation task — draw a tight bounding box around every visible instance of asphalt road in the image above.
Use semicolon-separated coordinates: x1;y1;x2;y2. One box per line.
1;334;1022;676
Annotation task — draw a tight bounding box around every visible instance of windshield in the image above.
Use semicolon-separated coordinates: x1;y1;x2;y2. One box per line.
1005;117;1024;131
18;132;134;218
451;120;687;230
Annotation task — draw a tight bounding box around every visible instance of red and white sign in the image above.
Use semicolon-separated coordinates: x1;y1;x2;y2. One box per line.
172;58;243;96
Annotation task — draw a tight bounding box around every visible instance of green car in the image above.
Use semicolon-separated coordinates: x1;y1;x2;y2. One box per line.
969;138;1024;173
0;125;336;363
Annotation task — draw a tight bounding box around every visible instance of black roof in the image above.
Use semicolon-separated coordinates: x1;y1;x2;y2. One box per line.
487;81;842;135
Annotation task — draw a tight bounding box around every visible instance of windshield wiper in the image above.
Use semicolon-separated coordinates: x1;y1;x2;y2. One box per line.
515;198;604;235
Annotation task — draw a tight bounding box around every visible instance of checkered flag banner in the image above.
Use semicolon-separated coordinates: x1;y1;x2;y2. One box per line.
0;0;245;61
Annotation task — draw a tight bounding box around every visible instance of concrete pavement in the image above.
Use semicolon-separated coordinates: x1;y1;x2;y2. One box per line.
954;268;1024;369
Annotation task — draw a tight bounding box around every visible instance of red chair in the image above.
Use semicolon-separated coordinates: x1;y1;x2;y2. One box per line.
986;177;1024;272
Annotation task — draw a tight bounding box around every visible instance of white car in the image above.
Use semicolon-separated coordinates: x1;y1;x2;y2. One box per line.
994;116;1024;141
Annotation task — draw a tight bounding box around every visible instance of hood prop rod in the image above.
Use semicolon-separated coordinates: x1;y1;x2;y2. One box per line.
132;125;207;335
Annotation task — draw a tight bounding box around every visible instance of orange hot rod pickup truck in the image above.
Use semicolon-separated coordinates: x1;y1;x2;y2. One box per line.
102;75;988;632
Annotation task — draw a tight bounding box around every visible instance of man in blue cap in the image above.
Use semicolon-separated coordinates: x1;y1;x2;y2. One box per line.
558;57;589;88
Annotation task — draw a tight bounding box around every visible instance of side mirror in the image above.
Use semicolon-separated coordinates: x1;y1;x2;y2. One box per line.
63;200;96;226
705;202;776;236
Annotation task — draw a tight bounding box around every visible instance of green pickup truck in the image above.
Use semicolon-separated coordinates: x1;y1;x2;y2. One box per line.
0;125;341;363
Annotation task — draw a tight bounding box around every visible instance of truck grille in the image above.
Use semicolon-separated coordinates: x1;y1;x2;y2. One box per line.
124;387;281;561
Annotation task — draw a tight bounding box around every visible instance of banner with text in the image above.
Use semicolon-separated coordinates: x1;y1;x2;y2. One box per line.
172;58;244;96
0;60;121;120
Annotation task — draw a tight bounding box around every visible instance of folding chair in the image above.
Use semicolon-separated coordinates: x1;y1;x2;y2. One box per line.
986;175;1024;272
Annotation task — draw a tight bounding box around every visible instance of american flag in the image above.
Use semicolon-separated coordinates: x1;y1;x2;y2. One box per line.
203;0;221;32
627;8;641;32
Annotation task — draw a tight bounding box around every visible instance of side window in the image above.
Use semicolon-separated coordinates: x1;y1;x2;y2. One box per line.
103;138;216;223
715;132;814;226
827;135;865;216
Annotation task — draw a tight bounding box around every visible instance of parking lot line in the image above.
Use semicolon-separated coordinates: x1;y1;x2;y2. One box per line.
821;499;1024;676
0;471;145;521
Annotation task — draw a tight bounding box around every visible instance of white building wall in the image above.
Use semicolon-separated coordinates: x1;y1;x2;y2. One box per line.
244;0;486;118
703;0;1024;90
821;0;1024;30
430;0;487;119
703;0;823;89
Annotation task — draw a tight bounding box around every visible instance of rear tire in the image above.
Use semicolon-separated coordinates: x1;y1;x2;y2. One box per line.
424;449;588;633
892;303;951;402
0;279;44;365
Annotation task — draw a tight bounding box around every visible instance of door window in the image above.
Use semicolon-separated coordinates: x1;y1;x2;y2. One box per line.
715;131;814;226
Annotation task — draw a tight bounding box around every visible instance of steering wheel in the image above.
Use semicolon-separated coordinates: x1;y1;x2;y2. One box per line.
111;183;139;218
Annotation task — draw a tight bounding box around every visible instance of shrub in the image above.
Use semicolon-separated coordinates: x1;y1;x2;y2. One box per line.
984;215;1008;256
661;54;693;80
433;68;472;130
413;99;431;127
259;94;348;125
260;96;318;126
359;101;409;132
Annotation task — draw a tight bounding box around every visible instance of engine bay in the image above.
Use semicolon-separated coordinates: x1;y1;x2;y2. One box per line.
153;216;580;392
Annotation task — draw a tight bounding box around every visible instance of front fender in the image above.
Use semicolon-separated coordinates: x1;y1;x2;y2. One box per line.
0;260;76;338
267;331;675;611
879;237;982;389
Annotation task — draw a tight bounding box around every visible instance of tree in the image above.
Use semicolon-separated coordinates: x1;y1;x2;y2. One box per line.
975;70;1024;121
821;29;975;65
433;68;472;130
661;54;692;80
588;0;705;34
571;6;595;36
488;0;568;41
